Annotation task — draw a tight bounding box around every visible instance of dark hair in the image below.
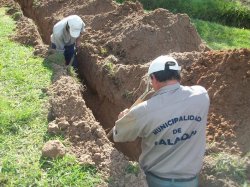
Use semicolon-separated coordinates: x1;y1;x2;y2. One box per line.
151;63;181;82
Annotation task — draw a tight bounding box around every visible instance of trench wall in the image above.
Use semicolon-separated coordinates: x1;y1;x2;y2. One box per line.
15;0;208;160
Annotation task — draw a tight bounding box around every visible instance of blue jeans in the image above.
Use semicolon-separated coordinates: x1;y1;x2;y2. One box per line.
146;173;198;187
51;43;78;69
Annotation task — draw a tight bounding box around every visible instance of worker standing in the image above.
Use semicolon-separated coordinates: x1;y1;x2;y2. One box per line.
50;15;85;69
113;55;210;187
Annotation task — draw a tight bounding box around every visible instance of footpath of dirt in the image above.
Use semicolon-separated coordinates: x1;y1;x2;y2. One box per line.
3;0;250;186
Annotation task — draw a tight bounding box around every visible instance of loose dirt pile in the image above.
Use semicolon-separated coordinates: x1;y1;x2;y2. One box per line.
181;49;250;154
3;0;250;186
47;71;147;186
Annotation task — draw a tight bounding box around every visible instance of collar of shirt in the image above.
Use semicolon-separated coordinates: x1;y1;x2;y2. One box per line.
152;83;180;98
62;26;71;44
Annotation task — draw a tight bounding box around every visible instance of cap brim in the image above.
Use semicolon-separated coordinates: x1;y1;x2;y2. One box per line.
169;66;181;71
70;28;81;38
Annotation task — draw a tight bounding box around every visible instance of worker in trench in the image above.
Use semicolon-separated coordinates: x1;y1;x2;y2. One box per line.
50;15;85;69
113;55;210;187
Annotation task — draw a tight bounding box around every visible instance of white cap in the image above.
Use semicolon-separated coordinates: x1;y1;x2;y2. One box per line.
148;55;181;75
67;15;85;38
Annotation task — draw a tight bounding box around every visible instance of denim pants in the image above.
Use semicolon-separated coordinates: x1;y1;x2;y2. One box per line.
51;43;78;69
146;173;198;187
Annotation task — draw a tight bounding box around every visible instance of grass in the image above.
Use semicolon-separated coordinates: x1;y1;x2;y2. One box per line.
100;47;108;56
116;0;250;50
103;61;115;77
122;90;134;102
192;19;250;50
117;0;250;29
208;152;249;186
40;156;102;186
125;162;140;176
0;8;102;186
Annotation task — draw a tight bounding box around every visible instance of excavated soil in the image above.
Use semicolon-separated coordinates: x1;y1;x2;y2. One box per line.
2;0;250;186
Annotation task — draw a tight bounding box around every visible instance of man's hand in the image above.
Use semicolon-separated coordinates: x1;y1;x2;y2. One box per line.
118;108;129;120
75;38;81;48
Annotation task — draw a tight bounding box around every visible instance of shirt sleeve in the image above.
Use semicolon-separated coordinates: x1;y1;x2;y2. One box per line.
113;107;146;142
52;33;65;51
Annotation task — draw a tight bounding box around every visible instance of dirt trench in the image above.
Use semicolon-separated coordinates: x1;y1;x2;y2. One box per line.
4;0;250;186
14;0;210;160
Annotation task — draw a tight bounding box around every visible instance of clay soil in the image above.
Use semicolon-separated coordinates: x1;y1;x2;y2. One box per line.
2;0;250;186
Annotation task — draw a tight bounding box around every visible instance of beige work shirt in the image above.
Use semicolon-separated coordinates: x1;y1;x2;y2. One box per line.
113;83;210;179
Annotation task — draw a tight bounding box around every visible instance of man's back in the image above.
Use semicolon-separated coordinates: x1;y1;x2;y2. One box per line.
114;55;210;186
133;83;210;178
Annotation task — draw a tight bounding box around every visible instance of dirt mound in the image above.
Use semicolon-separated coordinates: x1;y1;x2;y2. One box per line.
88;2;208;65
47;70;147;186
0;0;13;7
49;76;88;121
12;16;43;46
181;49;250;154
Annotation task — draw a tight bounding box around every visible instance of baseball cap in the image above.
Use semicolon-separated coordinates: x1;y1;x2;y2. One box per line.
67;15;85;38
148;55;181;75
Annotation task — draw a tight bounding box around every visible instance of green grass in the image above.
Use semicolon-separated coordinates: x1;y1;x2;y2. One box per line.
0;8;102;186
103;61;115;77
116;0;250;29
116;0;250;50
209;152;249;186
192;19;250;50
40;156;102;186
125;162;140;176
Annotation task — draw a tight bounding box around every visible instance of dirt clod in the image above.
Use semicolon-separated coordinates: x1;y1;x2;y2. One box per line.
42;140;66;159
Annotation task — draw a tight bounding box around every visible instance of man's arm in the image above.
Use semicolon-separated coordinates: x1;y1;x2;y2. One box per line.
52;34;65;51
113;108;145;142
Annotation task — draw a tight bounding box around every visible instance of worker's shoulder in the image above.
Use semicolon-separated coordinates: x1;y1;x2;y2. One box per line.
183;85;208;94
53;19;66;34
129;100;148;116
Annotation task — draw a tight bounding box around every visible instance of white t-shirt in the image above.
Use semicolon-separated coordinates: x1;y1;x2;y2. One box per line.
51;16;84;50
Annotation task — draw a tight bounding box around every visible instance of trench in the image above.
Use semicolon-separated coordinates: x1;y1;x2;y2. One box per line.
15;0;140;161
74;50;141;161
76;50;141;161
